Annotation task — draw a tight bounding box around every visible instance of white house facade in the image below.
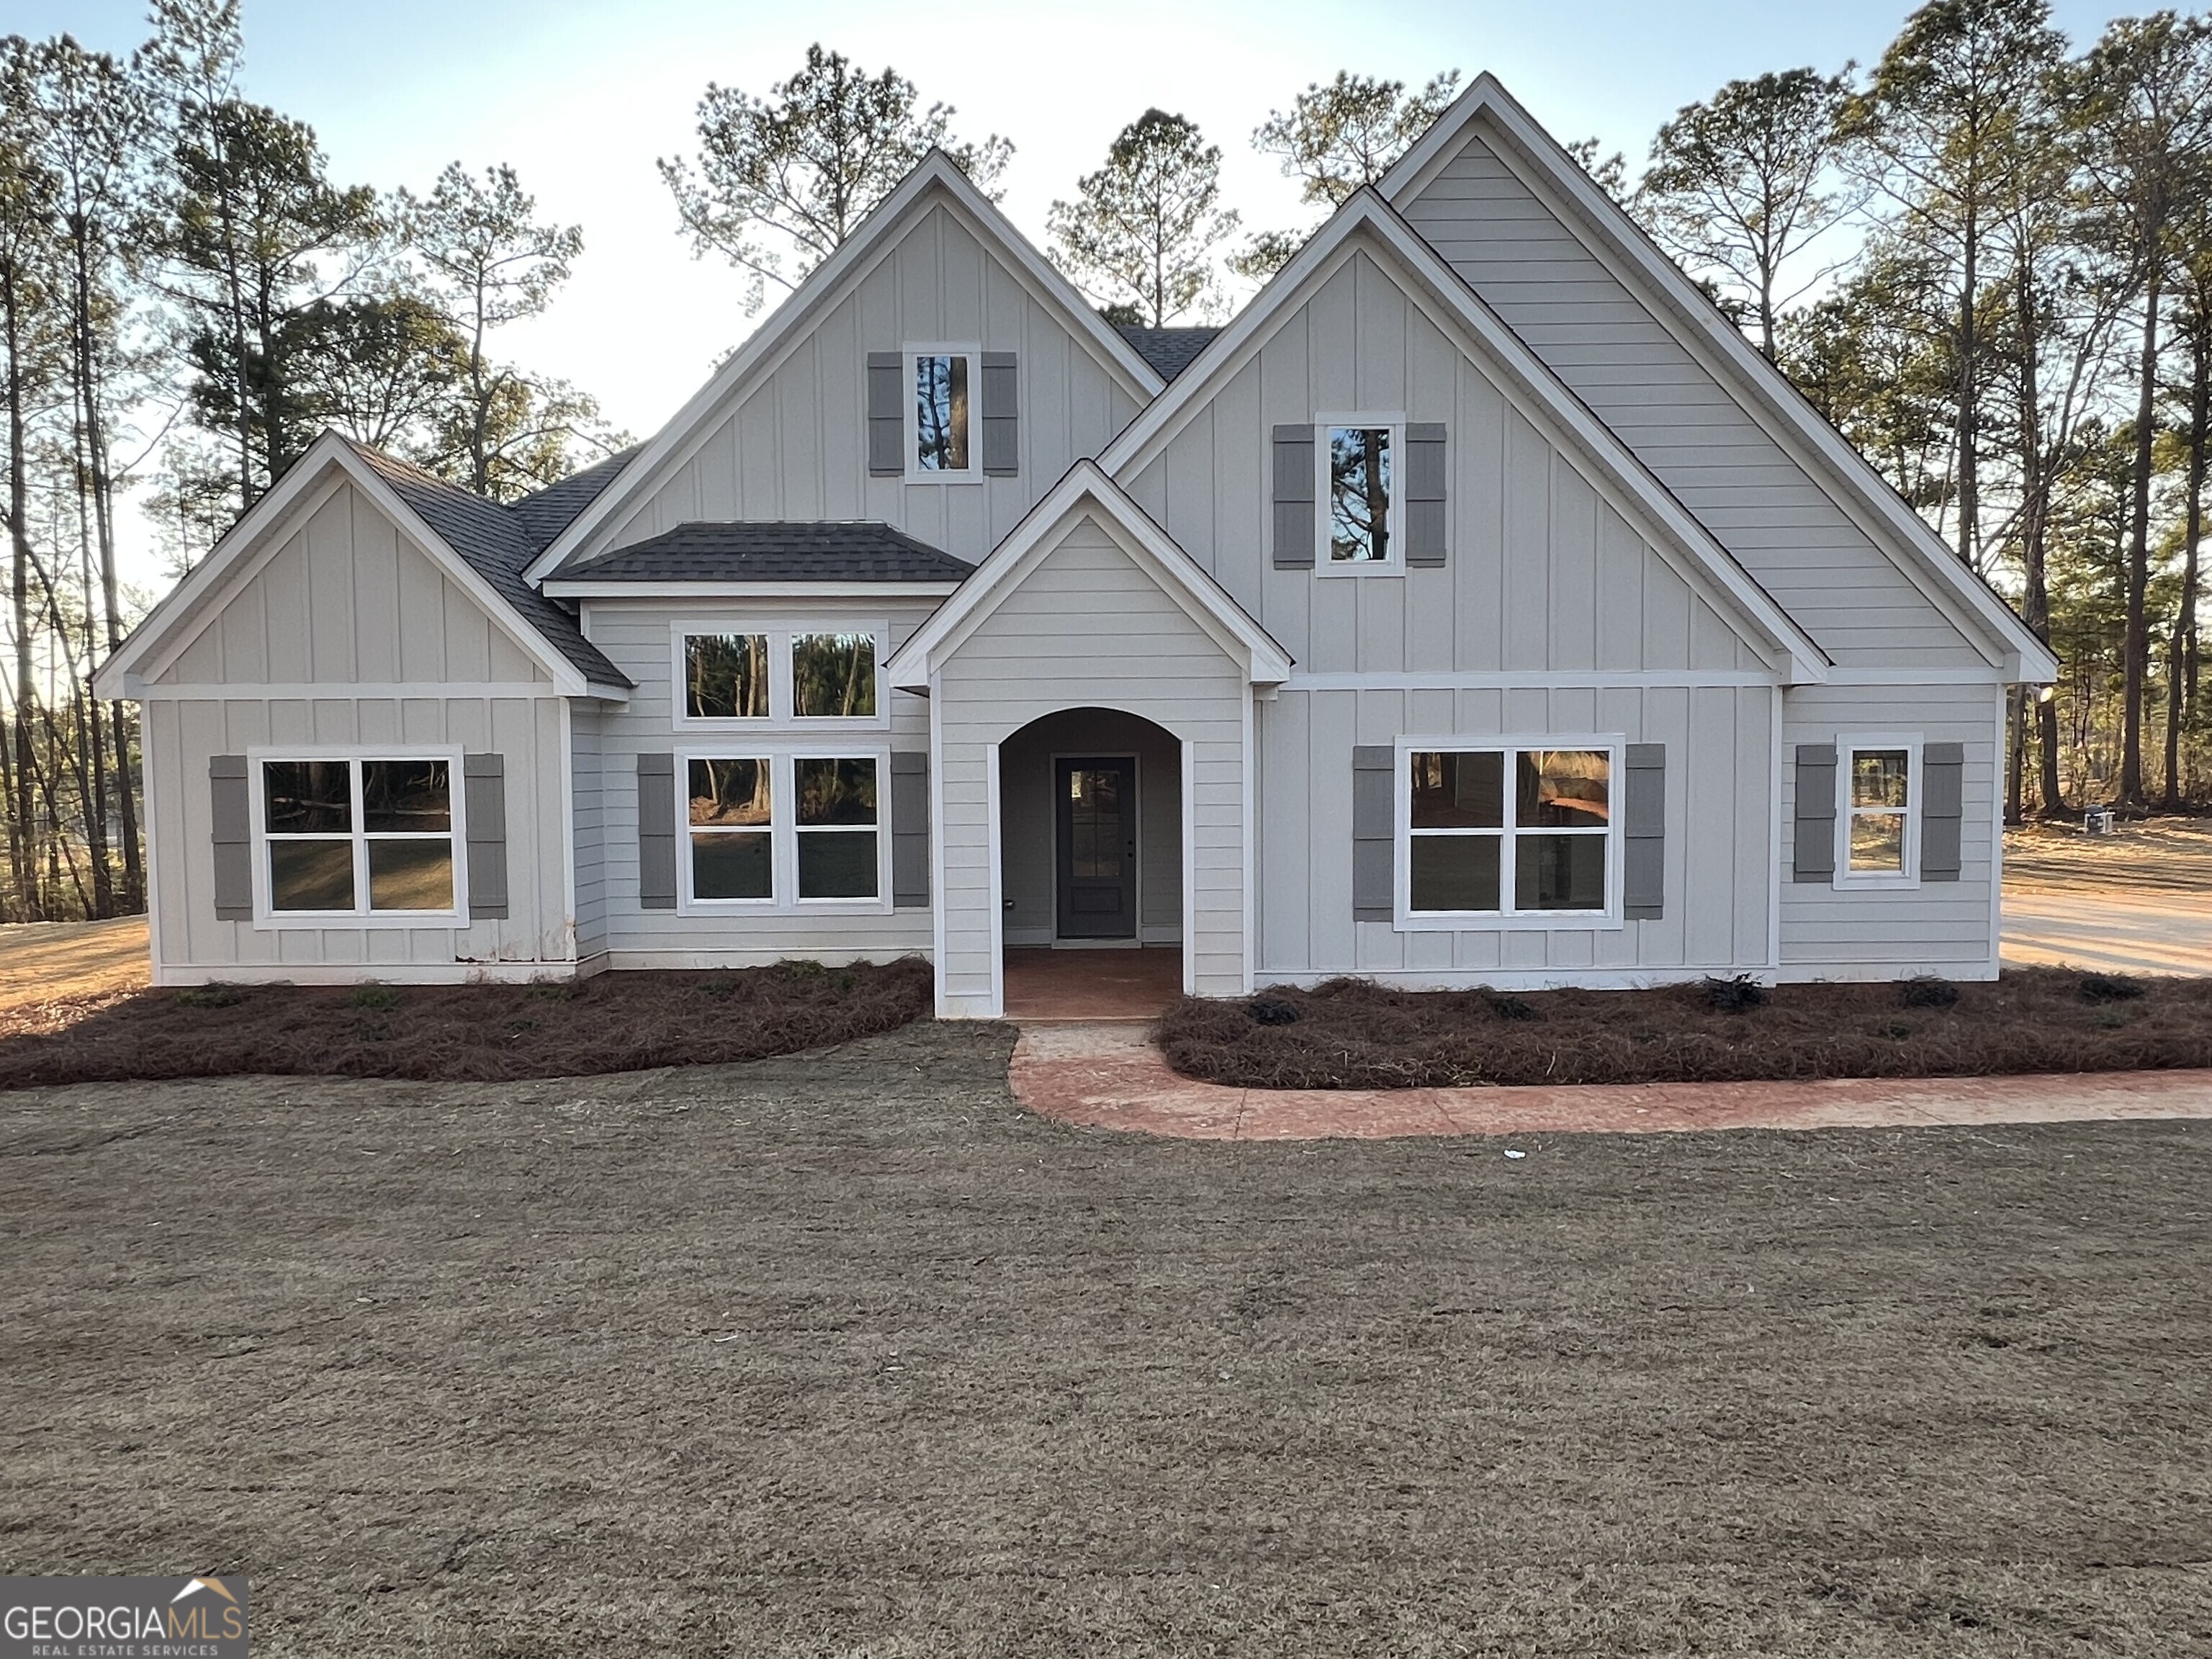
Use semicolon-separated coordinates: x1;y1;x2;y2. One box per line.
95;77;2056;1013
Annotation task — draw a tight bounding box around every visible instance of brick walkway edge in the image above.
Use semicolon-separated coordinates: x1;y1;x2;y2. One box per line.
1010;1022;2212;1140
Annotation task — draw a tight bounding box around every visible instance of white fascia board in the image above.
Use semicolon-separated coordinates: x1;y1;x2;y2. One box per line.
522;153;1164;585
1380;75;2055;682
884;460;1292;690
1097;197;1828;685
543;580;963;601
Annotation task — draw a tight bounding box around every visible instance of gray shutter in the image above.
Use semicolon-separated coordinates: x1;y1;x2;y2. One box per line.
891;750;930;908
210;755;251;920
1793;744;1838;882
1406;423;1447;567
866;351;904;476
1622;742;1665;920
981;352;1018;477
462;752;508;919
638;752;677;909
1352;745;1394;922
1272;424;1316;569
1921;741;1964;881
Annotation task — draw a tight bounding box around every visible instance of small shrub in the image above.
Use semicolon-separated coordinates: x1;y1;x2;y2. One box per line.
1247;997;1301;1026
524;979;580;1002
2080;974;2147;1003
1899;976;1960;1010
780;959;827;981
174;984;246;1010
1488;995;1537;1022
351;984;401;1011
1702;974;1767;1015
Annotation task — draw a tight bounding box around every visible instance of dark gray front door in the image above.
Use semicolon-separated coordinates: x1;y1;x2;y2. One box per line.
1055;757;1136;939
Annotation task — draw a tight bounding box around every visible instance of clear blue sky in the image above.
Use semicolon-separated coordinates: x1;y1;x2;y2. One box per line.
11;0;2141;587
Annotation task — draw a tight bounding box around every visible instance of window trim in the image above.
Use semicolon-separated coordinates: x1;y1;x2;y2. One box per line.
246;745;469;929
1833;732;1923;891
1392;734;1626;932
674;743;894;916
904;342;984;483
670;619;890;732
1315;411;1405;576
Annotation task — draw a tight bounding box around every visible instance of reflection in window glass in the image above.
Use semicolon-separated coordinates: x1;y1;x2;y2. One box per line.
261;756;456;915
1328;426;1392;562
1846;747;1912;876
368;839;454;911
269;838;355;911
791;632;877;719
687;757;772;900
1410;751;1503;829
798;757;878;899
1410;833;1500;912
362;760;450;833
1514;833;1607;911
685;634;770;719
915;354;970;471
1407;747;1612;916
1516;750;1610;829
264;760;351;834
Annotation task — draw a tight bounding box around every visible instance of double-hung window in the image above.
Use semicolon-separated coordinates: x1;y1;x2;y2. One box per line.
1318;415;1401;570
257;753;462;920
1835;737;1920;886
1400;741;1618;925
680;752;884;908
909;346;979;479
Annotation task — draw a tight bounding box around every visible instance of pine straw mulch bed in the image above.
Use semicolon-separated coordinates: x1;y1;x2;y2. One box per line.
1156;966;2212;1090
0;957;933;1089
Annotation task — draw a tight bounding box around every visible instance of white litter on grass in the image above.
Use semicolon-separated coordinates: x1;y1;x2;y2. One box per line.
1503;1149;1528;1161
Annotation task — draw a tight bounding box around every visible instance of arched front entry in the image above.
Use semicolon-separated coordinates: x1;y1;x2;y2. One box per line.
996;707;1185;1019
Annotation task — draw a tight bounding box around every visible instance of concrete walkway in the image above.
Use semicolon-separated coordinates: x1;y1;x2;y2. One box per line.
1011;1020;2212;1139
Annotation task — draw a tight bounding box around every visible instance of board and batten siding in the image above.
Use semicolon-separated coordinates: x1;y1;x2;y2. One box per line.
1395;125;1990;668
1121;248;1776;682
933;511;1252;1012
576;595;937;968
1779;683;2005;979
579;202;1141;571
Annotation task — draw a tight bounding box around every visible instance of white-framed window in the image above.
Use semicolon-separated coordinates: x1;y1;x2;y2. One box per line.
1395;735;1622;930
907;343;981;480
1835;734;1922;888
249;747;466;925
677;747;890;913
673;622;886;730
1316;413;1403;573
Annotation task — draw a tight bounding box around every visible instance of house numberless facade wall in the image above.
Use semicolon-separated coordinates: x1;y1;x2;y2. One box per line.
96;77;2055;1012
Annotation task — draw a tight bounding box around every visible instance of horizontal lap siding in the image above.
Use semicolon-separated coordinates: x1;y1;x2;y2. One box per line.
1779;684;2002;976
936;516;1250;1009
999;709;1182;944
572;707;606;961
577;597;935;966
590;202;1138;570
1256;684;1772;982
1400;129;1988;670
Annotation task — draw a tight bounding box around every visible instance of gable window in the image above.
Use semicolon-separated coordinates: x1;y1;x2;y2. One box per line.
791;631;878;719
674;624;886;728
258;754;460;919
911;348;976;477
1401;743;1616;922
678;750;889;909
1312;415;1402;571
1837;737;1920;885
683;632;770;719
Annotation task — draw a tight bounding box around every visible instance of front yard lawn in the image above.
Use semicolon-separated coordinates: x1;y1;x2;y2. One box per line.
1159;966;2212;1090
0;956;931;1088
1;1022;2206;1655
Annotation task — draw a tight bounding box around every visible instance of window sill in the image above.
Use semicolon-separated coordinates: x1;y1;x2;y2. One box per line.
1394;911;1625;932
1830;874;1923;893
1316;562;1404;578
254;912;467;930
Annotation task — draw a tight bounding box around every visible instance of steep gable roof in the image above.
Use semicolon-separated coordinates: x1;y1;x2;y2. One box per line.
1096;190;1830;685
1115;325;1220;382
523;152;1166;585
1380;73;2054;680
511;445;641;550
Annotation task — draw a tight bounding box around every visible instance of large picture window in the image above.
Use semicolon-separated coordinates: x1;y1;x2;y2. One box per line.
674;624;884;728
1403;745;1614;920
678;751;886;909
260;755;459;917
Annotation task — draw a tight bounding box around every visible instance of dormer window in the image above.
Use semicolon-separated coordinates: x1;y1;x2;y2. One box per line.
908;346;980;479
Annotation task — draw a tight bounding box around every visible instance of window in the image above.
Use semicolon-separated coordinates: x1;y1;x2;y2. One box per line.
259;755;459;919
683;632;769;719
1328;426;1393;563
909;348;977;477
1403;743;1615;922
1837;737;1920;884
678;750;886;909
674;624;885;728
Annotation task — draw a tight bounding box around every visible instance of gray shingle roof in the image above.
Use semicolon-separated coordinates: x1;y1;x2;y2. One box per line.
558;521;976;584
345;442;631;689
510;445;640;551
1115;325;1220;382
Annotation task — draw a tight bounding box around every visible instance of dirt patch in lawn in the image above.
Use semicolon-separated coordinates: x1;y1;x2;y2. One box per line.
0;956;931;1088
2005;814;2212;896
2;1024;2206;1655
1159;966;2212;1090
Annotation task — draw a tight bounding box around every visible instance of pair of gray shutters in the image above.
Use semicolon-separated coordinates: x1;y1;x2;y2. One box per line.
1791;743;1964;881
209;753;508;920
1273;424;1447;569
637;752;931;909
1349;744;1667;922
868;353;1018;476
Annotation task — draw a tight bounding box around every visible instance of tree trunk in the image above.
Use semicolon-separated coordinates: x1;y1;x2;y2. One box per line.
2164;318;2209;811
1956;208;1979;569
2120;262;2164;810
1;255;43;920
